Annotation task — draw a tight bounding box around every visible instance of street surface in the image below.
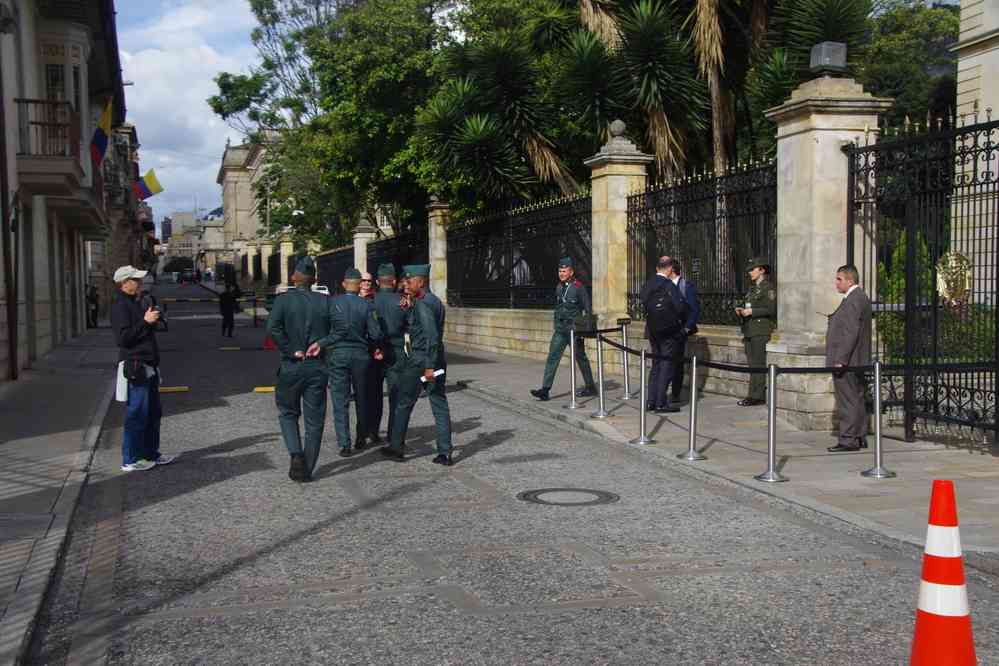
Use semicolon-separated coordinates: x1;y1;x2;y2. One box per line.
27;281;999;664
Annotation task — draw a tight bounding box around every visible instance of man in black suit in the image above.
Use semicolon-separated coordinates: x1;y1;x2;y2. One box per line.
825;264;873;452
640;256;685;413
663;257;700;403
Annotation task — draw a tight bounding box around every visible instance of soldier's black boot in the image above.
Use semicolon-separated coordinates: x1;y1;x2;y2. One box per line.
380;445;405;461
576;385;597;397
530;388;550;401
354;435;367;452
289;454;306;482
432;452;454;466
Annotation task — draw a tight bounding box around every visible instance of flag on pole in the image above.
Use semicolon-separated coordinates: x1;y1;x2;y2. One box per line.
89;98;113;165
133;169;164;200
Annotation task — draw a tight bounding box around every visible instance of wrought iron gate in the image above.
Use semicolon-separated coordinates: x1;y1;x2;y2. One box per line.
845;119;998;438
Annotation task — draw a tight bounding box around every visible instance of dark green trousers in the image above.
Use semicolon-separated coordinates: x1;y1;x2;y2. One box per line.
377;345;406;444
329;349;372;449
389;358;451;455
542;329;595;390
275;359;328;475
743;335;769;401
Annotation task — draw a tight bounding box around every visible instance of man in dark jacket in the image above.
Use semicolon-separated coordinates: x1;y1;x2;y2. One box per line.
640;256;685;413
664;257;701;403
368;263;404;446
110;265;177;472
219;284;238;337
826;265;873;452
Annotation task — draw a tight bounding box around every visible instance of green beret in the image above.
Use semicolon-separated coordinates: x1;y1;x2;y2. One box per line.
558;256;573;268
344;267;362;280
402;264;430;277
377;263;396;277
294;256;316;277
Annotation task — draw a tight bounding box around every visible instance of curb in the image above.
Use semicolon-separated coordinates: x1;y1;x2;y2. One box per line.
0;378;115;666
462;382;999;579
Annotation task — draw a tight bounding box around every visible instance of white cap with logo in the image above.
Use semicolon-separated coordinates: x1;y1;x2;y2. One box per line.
113;265;148;283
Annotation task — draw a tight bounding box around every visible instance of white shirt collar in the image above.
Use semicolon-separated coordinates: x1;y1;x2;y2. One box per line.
846;284;860;297
670;275;680;285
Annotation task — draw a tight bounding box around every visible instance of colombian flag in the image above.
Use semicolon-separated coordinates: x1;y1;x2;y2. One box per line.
90;98;112;165
133;169;164;200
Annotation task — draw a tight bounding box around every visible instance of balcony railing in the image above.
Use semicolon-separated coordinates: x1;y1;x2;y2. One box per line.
15;98;80;159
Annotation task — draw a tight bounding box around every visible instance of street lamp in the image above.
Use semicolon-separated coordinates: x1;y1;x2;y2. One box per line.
810;42;847;77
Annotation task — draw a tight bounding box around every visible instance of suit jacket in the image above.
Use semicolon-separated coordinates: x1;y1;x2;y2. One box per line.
675;277;700;332
825;287;873;368
639;274;683;340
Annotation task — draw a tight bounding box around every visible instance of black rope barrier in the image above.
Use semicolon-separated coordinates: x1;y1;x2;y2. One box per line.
580;327;623;337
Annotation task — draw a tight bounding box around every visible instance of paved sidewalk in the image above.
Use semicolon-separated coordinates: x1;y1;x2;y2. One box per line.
0;326;117;664
445;343;999;565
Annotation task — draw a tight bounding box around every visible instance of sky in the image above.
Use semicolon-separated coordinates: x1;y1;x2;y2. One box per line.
116;0;259;231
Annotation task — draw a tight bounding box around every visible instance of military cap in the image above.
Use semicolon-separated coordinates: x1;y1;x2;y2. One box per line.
402;264;431;277
746;256;770;271
558;256;574;268
294;256;316;277
377;263;396;278
344;267;362;280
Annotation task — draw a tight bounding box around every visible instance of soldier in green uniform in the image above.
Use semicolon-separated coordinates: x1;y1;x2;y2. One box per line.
530;256;597;402
267;257;331;482
368;263;403;445
381;264;453;466
735;257;776;406
310;267;384;456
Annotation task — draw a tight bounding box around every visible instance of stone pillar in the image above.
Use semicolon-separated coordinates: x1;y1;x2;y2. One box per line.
764;76;891;430
279;236;294;287
353;222;376;272
245;241;257;282
259;240;273;284
583;120;654;323
427;198;449;298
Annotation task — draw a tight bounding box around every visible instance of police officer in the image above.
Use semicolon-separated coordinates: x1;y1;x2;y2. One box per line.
311;267;384;457
368;263;404;446
381;264;453;465
530;257;596;401
267;257;331;482
735;257;776;406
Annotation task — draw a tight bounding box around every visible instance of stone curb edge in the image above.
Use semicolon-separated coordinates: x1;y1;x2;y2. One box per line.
0;377;116;666
461;382;999;580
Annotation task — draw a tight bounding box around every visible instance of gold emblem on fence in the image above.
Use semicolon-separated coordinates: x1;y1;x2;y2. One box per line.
936;251;972;306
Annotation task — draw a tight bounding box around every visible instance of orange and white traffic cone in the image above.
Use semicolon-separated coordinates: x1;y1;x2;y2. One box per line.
911;479;976;665
263;334;277;351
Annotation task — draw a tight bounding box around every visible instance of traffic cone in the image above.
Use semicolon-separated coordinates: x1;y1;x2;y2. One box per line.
910;479;976;665
263;334;277;351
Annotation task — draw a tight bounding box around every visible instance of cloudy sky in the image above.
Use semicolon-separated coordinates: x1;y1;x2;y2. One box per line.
116;0;258;228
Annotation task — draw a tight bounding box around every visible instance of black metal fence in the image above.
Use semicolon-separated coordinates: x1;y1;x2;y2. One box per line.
267;253;280;286
627;163;777;324
447;193;592;308
846;118;999;436
253;254;262;280
286;253;304;284
316;247;353;293
367;224;428;275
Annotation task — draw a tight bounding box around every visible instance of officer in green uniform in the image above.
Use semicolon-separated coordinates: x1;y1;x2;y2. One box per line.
311;267;384;456
267;257;331;482
368;263;403;445
381;264;453;466
530;256;597;402
735;257;776;406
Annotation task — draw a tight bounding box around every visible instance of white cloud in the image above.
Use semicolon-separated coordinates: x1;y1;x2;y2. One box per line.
118;0;259;221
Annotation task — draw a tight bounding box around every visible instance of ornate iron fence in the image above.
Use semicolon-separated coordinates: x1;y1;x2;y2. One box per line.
316;246;353;293
447;193;591;308
267;253;280;286
846;118;999;437
627;163;777;324
366;224;428;275
253;254;262;279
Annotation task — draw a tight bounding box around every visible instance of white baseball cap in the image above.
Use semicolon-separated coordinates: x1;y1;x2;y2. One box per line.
113;265;148;282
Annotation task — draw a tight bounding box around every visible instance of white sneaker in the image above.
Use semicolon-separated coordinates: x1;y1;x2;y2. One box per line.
121;460;156;472
153;454;178;466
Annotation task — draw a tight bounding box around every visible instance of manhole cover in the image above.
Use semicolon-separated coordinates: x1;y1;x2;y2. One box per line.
517;488;620;506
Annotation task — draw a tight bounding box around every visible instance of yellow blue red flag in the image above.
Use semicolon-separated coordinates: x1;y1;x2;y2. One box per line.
133;169;164;200
90;98;113;165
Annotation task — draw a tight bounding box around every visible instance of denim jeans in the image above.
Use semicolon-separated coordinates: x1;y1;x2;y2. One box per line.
123;371;162;465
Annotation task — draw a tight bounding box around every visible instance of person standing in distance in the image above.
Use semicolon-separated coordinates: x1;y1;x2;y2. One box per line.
530;257;597;402
640;257;686;413
826;265;873;452
368;263;404;446
111;265;177;472
662;257;700;403
381;264;453;465
219;283;238;338
735;257;776;406
268;257;331;481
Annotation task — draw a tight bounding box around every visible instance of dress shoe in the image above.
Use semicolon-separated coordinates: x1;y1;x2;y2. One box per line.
354;437;367;452
339;446;353;458
530;388;551;401
380;446;405;461
288;454;307;482
655;405;680;413
646;402;656;412
737;398;765;407
858;438;869;449
575;385;597;398
432;453;454;466
369;434;384;446
827;443;860;453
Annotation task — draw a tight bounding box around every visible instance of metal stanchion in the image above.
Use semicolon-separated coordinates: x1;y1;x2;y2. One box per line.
754;364;787;483
566;329;580;410
618;318;633;400
252;297;258;328
862;361;896;479
630;349;652;444
678;356;705;461
591;335;609;419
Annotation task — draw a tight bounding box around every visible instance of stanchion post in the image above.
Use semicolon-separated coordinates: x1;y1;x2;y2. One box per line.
754;364;787;483
566;329;580;410
678;356;706;461
862;361;896;479
253;296;258;328
618;318;632;400
630;349;652;444
591;334;609;419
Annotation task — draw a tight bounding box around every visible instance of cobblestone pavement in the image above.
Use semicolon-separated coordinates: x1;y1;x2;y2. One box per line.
28;284;999;664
